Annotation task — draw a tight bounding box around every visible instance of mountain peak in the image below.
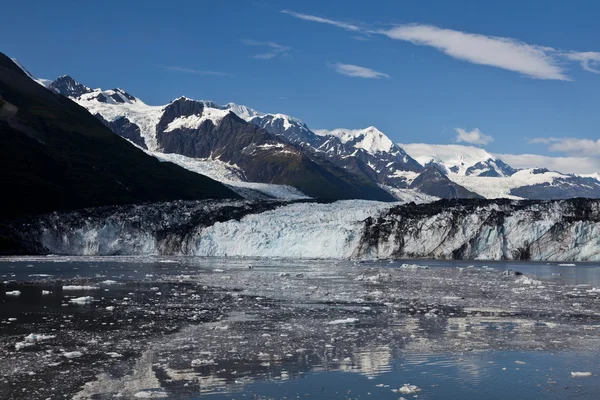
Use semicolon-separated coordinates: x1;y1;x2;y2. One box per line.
49;75;92;97
314;126;394;155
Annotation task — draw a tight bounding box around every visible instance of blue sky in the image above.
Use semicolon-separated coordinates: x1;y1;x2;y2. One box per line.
3;0;600;172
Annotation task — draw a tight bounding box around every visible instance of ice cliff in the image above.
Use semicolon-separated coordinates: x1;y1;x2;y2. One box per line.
2;198;599;261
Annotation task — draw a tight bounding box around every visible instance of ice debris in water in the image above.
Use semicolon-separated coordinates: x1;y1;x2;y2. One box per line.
133;389;169;398
63;285;99;290
42;290;51;295
326;318;359;325
398;263;429;270
397;383;421;394
62;351;83;359
571;372;592;377
191;358;216;367
517;276;542;285
5;290;21;296
70;296;93;305
559;263;577;267
15;333;56;350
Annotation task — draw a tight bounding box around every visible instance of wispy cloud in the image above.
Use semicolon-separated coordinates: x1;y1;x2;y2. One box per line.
331;62;390;79
380;25;568;81
530;137;600;157
494;153;600;174
242;39;291;60
455;128;493;145
160;66;229;76
565;51;600;74
282;10;600;80
281;10;361;31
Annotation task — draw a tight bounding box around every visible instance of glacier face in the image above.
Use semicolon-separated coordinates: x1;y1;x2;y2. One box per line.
3;199;600;261
187;200;394;258
355;199;600;261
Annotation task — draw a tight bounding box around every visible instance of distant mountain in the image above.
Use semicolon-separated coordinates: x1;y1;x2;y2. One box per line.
52;79;394;202
401;143;517;177
408;166;482;199
403;143;600;200
0;53;238;219
29;62;600;202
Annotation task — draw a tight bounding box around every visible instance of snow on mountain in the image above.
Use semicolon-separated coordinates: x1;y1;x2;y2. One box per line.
74;91;164;151
315;127;394;155
164;107;231;132
152;152;309;200
10;58;52;87
401;143;515;177
378;185;440;203
447;169;564;199
449;168;600;200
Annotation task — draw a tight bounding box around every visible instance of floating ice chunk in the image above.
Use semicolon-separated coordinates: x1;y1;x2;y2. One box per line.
515;360;526;365
101;280;118;285
106;352;123;358
62;351;83;359
70;296;93;305
398;383;421;394
191;358;216;367
571;372;592;377
15;341;34;351
326;318;359;325
105;306;115;311
134;389;168;398
213;269;224;273
63;285;99;290
15;333;53;350
517;276;542;285
42;290;51;295
398;264;429;270
558;263;576;267
25;333;55;342
5;290;21;296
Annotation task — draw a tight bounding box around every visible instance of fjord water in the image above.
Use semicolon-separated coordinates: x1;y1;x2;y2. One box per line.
1;257;599;399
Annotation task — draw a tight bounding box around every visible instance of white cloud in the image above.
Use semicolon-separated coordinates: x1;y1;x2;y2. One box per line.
281;10;361;31
242;39;291;60
530;137;600;157
160;66;228;76
379;25;568;80
455;128;493;145
494;153;600;174
331;62;390;79
282;10;600;80
565;51;600;74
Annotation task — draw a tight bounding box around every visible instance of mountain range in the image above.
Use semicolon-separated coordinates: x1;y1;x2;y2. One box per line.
5;54;600;217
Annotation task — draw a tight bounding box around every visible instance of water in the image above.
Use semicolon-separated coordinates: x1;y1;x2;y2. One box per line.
1;257;599;399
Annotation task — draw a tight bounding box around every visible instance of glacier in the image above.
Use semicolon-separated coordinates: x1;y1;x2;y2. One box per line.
2;198;600;261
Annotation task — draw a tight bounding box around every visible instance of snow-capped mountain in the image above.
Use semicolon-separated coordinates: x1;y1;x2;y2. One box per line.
46;77;394;202
401;143;516;177
28;65;599;202
401;143;600;200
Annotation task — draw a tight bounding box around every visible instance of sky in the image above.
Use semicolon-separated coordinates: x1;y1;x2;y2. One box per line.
2;0;600;173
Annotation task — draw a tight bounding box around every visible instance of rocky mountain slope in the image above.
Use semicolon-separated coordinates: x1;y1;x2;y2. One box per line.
48;79;395;202
21;60;600;202
0;53;239;219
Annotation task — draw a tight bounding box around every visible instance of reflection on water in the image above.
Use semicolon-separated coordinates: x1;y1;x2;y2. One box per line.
1;256;600;399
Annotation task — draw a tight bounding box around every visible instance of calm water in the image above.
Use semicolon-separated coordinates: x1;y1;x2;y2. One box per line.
1;256;600;399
